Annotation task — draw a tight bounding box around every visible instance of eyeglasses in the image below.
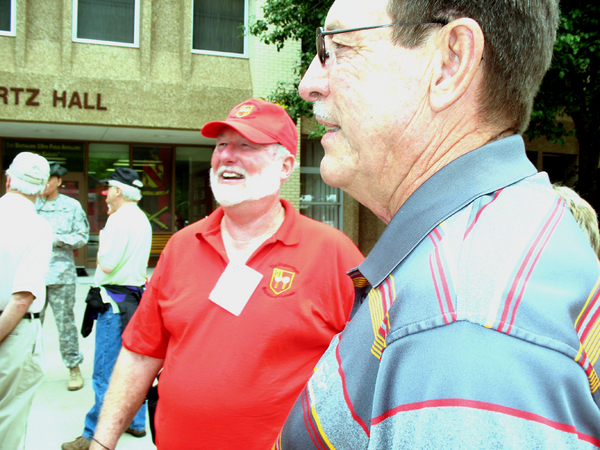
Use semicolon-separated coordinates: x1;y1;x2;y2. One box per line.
316;21;448;65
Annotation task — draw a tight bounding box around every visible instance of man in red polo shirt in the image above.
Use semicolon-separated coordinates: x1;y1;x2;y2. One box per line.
89;99;364;450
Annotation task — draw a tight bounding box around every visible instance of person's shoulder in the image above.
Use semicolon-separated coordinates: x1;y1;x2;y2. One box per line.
168;219;206;243
118;203;146;221
58;193;83;209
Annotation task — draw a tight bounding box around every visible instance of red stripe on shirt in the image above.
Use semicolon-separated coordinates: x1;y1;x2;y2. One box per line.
336;336;370;437
464;189;503;239
504;201;564;334
576;287;600;334
371;398;600;447
498;199;563;333
580;298;600;345
428;232;456;324
302;387;327;450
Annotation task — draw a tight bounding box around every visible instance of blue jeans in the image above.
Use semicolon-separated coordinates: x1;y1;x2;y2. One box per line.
83;308;146;438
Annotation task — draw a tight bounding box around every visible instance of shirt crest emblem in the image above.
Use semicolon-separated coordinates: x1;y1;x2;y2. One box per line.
235;104;254;118
269;268;295;295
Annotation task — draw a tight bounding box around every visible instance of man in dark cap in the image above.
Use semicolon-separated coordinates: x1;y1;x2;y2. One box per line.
36;163;89;391
62;167;151;450
88;99;363;450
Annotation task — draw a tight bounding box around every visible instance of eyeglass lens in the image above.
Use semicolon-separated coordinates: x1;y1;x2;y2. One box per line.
316;27;327;64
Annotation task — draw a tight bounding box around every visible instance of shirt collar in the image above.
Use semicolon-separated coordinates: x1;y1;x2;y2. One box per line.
196;198;300;247
358;135;537;288
4;192;36;213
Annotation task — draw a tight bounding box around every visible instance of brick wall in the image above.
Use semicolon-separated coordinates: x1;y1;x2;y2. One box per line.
248;0;302;210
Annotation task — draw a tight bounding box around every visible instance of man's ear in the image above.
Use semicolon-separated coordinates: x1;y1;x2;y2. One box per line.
430;18;484;112
280;155;296;182
5;174;10;191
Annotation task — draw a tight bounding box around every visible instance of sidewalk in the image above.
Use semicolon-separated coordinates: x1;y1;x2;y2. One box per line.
26;270;154;449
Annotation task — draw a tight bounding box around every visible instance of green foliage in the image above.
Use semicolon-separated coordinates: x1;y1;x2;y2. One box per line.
526;2;600;204
248;0;332;57
527;2;600;145
250;0;600;198
248;0;332;126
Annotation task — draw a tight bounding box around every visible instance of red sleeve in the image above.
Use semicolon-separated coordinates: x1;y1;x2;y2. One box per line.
318;224;364;332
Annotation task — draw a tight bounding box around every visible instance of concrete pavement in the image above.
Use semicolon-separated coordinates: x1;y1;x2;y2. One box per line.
26;270;154;449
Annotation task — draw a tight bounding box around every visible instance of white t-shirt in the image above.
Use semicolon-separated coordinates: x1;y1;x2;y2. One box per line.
95;202;152;287
0;193;53;313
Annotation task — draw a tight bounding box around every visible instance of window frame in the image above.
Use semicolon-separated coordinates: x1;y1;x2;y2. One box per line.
300;166;344;232
72;0;140;48
190;0;249;58
0;0;17;37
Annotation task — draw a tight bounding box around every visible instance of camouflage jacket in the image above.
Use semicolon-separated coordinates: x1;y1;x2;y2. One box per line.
36;194;89;285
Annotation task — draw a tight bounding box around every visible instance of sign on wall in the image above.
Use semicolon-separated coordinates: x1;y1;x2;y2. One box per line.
2;140;85;172
0;87;108;110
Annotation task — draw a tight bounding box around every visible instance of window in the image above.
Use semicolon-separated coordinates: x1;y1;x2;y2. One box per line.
73;0;139;47
133;145;173;233
192;0;247;56
87;143;130;259
0;0;16;36
300;139;343;230
175;146;214;229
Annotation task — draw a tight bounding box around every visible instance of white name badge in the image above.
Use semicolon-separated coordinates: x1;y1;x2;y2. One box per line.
209;262;264;316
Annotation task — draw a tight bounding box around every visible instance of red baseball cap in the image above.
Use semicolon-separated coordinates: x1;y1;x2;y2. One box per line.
201;98;298;157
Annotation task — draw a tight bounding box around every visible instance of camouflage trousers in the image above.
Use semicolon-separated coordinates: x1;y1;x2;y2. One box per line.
41;284;84;369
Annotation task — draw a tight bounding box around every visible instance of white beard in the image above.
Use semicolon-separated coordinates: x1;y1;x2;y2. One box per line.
210;159;282;207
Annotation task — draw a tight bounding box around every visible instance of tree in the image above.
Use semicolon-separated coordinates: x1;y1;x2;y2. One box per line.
250;1;600;207
248;0;332;121
526;2;600;210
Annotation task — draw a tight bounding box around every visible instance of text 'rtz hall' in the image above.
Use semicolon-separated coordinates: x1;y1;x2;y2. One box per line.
0;87;108;110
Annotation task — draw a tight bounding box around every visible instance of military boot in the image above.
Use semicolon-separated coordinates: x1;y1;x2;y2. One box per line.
68;365;84;391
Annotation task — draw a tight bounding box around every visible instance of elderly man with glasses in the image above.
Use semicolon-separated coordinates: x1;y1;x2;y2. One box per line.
275;0;600;448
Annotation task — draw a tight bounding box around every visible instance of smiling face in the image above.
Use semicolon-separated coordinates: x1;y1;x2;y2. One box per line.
210;128;292;207
299;0;436;216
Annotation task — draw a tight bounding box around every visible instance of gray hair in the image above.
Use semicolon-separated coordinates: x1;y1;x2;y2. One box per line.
274;144;298;172
554;184;600;259
110;180;142;202
386;0;559;134
6;168;47;196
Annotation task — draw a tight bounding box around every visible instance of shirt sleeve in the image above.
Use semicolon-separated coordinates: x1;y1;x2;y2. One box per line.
97;214;126;271
56;201;89;250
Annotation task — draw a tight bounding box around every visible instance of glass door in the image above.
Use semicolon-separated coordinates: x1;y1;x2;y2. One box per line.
60;172;88;267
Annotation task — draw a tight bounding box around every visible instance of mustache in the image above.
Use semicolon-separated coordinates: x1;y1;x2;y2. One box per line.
313;101;334;123
214;166;248;178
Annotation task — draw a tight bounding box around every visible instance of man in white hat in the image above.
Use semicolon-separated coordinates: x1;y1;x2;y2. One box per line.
0;151;53;450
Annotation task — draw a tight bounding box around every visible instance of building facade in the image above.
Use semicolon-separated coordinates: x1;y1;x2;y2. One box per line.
0;0;311;267
0;0;583;266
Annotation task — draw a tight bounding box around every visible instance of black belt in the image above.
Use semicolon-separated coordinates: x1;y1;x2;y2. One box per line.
0;310;41;319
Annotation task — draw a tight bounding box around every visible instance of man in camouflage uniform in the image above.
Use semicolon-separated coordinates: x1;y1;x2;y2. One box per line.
36;163;89;391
